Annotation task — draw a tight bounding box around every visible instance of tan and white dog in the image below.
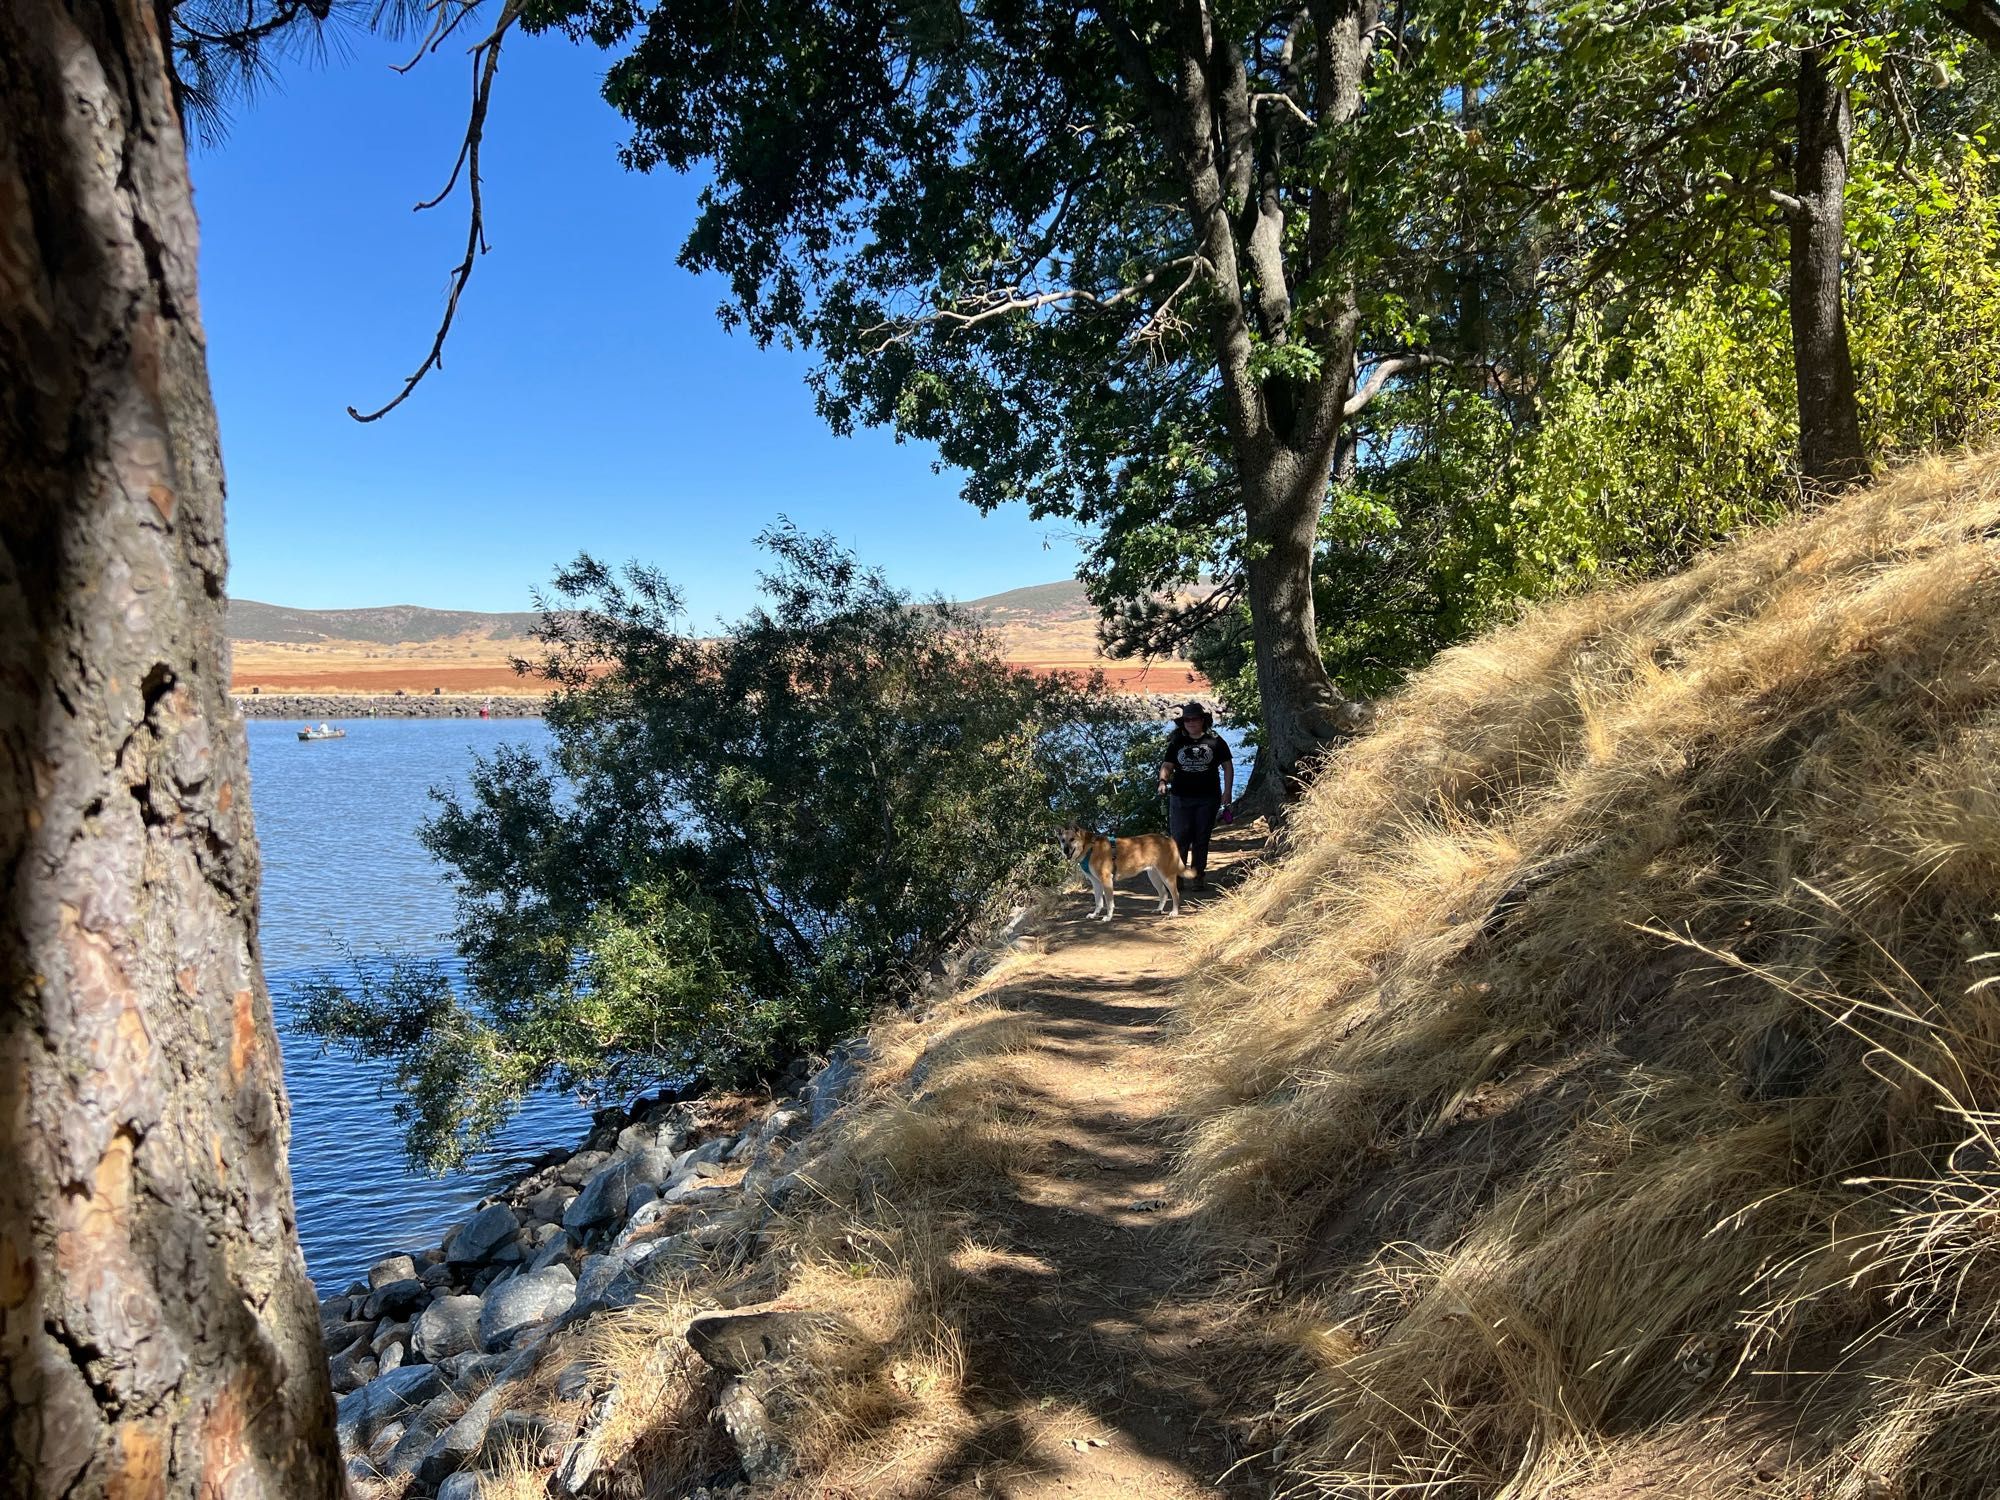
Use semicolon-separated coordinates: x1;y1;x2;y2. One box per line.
1058;826;1182;921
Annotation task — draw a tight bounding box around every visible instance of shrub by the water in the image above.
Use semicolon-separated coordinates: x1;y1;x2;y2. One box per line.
301;528;1153;1170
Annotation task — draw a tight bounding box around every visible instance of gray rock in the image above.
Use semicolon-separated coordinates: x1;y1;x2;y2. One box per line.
524;1183;573;1223
807;1039;872;1127
687;1135;732;1169
411;1295;485;1363
334;1361;444;1451
322;1319;373;1356
362;1277;427;1322
573;1254;621;1307
381;1392;457;1478
525;1220;562;1249
417;1385;503;1489
627;1143;678;1187
527;1231;577;1275
554;1361;593;1401
624;1182;659;1219
371;1321;409;1356
555;1150;610;1186
608;1199;674;1253
437;1473;481;1500
562;1159;631;1233
716;1371;791;1482
449;1202;522;1266
419;1261;454;1290
440;1350;513;1388
368;1253;419;1288
319;1293;356;1325
378;1340;407;1375
662;1180;730;1210
487;1408;562;1463
686;1304;864;1377
329;1346;378;1393
479;1264;577;1350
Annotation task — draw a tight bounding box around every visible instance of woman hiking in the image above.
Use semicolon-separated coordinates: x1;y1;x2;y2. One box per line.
1157;701;1233;886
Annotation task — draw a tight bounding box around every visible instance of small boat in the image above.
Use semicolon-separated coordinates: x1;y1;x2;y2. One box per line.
297;723;347;741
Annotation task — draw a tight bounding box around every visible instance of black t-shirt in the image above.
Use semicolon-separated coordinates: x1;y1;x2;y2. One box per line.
1162;727;1232;799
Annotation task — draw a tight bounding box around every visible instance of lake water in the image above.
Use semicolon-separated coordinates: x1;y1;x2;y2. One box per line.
247;717;592;1292
250;712;1253;1292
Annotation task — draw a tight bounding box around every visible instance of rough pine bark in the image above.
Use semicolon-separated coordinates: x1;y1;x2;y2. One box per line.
0;0;343;1493
1789;47;1868;489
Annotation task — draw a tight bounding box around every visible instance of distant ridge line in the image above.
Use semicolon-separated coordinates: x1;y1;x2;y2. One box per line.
226;581;1092;646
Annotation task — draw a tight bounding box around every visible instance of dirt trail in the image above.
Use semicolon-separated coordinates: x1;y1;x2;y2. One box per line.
921;826;1267;1500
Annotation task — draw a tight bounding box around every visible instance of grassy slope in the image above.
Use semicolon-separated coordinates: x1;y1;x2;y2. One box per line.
1171;451;2000;1497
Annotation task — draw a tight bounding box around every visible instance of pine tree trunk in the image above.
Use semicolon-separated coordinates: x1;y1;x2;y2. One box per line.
1789;47;1868;489
0;0;343;1493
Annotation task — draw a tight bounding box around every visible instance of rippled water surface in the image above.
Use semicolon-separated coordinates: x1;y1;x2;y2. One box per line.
247;717;591;1291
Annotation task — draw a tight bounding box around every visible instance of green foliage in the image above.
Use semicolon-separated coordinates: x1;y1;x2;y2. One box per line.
1198;128;2000;715
1508;284;1798;591
302;529;1153;1170
1849;141;2000;454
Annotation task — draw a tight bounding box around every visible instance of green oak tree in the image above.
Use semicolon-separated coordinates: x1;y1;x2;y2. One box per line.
530;0;1556;801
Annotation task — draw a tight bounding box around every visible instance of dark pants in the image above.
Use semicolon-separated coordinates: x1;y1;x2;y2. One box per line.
1169;794;1220;877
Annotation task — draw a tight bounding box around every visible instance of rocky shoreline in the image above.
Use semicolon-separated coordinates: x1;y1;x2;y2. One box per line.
237;693;547;719
326;905;1033;1499
328;1046;870;1499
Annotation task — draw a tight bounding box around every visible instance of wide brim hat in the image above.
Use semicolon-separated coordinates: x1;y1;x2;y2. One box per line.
1175;701;1213;728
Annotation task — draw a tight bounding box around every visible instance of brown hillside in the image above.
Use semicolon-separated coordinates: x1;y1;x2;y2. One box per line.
1171;450;2000;1497
228;583;1205;697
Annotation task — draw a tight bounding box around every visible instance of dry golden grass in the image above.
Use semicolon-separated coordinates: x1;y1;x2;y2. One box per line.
720;997;1053;1493
537;993;1044;1498
1169;450;2000;1497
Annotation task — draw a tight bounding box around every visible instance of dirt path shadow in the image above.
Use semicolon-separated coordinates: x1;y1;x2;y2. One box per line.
903;824;1274;1499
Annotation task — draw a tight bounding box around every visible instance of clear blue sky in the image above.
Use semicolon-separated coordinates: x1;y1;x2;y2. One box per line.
192;28;1087;623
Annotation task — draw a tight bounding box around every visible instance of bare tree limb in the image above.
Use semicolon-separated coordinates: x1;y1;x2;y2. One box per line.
860;255;1214;351
1765;185;1806;218
1249;90;1315;127
1343;351;1449;416
347;0;520;422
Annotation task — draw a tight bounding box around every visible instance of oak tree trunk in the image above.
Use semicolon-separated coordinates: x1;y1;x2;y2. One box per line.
1789;47;1868;489
0;0;343;1494
1238;450;1367;809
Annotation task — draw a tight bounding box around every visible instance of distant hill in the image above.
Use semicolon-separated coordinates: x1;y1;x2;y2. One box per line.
959;580;1093;619
226;580;1202;697
229;584;1091;647
227;600;544;646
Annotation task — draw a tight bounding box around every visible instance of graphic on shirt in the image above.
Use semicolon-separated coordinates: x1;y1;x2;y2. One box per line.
1176;740;1218;772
